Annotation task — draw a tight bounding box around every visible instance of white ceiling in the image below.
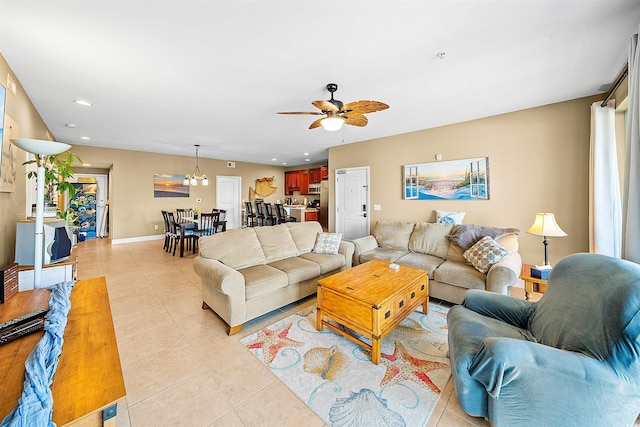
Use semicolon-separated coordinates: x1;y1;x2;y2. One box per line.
0;1;638;167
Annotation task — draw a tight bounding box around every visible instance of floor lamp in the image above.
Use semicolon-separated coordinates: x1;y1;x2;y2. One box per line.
11;138;71;288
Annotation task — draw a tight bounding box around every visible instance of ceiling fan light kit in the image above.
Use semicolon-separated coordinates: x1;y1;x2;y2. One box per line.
278;83;388;131
320;116;344;131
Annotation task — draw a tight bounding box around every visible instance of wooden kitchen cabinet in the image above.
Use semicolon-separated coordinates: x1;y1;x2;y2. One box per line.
305;210;319;222
309;168;322;184
299;170;310;194
285;171;300;195
321;166;328;180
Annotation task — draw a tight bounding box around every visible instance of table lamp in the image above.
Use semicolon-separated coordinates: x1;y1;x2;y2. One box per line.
11;138;71;288
526;212;567;267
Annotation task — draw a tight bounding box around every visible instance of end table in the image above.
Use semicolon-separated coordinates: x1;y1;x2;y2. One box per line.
521;263;548;301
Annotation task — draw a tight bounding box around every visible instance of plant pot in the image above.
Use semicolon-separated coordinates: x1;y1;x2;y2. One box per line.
31;203;58;219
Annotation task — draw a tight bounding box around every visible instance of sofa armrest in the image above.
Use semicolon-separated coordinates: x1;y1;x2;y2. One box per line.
486;252;522;294
338;240;355;269
351;235;378;265
193;256;246;300
462;289;535;329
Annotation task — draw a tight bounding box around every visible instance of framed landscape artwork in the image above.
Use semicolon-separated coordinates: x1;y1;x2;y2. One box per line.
154;173;189;198
0;83;17;193
403;157;490;200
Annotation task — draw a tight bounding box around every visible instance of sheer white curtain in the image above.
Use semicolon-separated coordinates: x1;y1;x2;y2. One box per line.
623;27;640;263
590;100;622;257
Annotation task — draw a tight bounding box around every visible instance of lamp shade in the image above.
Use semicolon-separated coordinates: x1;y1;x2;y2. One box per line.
11;138;70;155
321;117;344;131
527;213;567;237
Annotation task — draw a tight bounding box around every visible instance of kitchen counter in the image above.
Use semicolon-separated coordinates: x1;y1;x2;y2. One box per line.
284;206;319;222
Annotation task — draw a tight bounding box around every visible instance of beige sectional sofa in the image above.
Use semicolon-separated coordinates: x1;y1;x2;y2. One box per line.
351;221;521;304
194;221;354;335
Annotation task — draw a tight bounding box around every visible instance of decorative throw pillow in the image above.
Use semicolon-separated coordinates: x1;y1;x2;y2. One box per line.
435;209;465;225
463;236;511;273
313;232;343;255
448;224;520;251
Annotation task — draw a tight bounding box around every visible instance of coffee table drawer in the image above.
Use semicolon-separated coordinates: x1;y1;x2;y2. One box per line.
321;288;372;330
408;280;428;304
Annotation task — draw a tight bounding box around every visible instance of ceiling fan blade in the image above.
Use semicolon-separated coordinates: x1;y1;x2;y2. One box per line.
312;100;340;112
341;100;389;114
277;111;324;115
309;118;324;129
343;113;368;127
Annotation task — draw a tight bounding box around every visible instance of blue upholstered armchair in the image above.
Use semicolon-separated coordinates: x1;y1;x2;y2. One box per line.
447;253;640;427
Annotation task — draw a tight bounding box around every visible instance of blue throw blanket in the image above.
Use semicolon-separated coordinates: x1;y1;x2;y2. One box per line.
1;281;75;427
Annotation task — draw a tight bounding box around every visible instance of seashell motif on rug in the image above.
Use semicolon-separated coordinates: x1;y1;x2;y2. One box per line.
240;303;451;427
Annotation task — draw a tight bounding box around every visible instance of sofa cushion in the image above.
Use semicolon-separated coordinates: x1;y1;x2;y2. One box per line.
395;252;444;280
374;221;415;250
409;222;453;258
434;260;486;290
463;236;511;273
268;257;321;285
254;224;299;263
448;224;520;251
299;252;346;274
239;264;288;299
199;228;266;269
359;247;408;264
287;221;323;254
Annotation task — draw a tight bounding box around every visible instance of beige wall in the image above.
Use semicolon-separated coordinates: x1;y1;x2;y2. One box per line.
0;54;53;267
70;145;288;240
329;95;603;267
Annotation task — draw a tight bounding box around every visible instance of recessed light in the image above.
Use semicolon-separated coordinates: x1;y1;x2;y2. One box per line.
272;158;277;161
305;159;310;162
303;152;309;156
74;99;93;106
65;123;77;128
80;136;91;140
282;162;287;165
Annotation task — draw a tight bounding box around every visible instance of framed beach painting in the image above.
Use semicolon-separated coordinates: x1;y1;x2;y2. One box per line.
403;157;490;200
154;173;189;198
0;83;17;193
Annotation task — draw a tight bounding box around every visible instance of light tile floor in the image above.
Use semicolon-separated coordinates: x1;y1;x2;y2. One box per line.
75;238;637;427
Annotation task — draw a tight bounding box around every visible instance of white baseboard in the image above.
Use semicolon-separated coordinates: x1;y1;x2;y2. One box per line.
111;235;165;245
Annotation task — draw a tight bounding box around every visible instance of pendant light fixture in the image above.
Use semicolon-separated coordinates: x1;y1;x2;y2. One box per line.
183;144;208;186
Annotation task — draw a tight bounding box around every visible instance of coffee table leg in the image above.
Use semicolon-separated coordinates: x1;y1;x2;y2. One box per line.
422;295;429;314
371;337;381;364
316;307;323;331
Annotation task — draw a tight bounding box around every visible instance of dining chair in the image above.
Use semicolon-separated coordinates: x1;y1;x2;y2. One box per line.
167;211;197;256
197;212;220;237
254;201;266;226
244;201;257;227
161;210;171;251
275;203;296;223
176;208;191;223
263;203;277;226
215;209;227;233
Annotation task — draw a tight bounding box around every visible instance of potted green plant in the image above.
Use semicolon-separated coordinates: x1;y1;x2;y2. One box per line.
24;151;82;218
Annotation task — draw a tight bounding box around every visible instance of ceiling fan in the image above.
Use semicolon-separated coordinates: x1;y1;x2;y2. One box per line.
278;83;389;131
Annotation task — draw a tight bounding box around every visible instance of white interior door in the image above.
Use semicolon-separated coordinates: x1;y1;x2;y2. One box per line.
216;176;241;229
335;167;370;240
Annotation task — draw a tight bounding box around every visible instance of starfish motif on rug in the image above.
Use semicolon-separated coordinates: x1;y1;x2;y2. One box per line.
380;342;448;394
245;322;303;366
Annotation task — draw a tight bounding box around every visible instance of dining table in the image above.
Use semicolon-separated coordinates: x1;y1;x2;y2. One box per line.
177;216;227;257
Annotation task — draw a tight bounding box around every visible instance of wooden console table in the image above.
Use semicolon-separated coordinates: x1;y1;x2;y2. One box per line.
0;277;126;426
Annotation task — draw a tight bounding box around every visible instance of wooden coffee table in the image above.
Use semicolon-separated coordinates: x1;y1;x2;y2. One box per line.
316;259;428;364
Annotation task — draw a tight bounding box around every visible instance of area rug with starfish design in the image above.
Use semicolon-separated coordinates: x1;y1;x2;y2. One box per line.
239;303;450;427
